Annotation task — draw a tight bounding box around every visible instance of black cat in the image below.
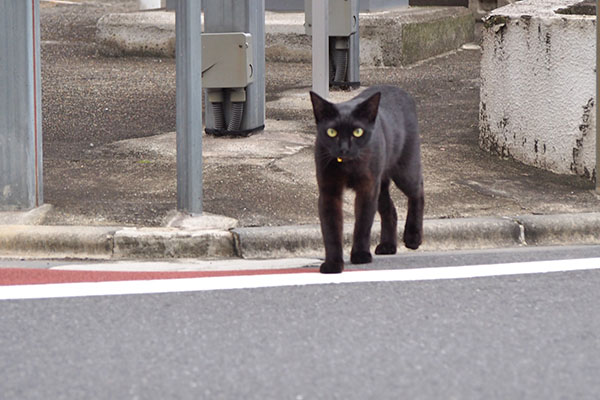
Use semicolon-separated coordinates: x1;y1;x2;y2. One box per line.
310;85;424;274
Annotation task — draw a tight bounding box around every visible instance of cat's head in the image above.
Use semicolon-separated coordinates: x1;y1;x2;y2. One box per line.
310;90;381;163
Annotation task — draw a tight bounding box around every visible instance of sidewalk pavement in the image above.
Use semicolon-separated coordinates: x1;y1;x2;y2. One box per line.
1;2;599;264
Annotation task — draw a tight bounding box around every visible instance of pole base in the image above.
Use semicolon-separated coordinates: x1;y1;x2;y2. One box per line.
330;81;361;90
205;125;265;138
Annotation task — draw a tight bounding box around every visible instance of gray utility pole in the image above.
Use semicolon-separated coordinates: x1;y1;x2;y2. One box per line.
312;0;329;98
176;0;203;214
306;0;360;89
0;0;43;211
203;0;265;136
346;0;360;88
596;1;599;194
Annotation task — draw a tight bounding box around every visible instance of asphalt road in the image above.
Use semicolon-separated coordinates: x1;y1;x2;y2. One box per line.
2;246;600;399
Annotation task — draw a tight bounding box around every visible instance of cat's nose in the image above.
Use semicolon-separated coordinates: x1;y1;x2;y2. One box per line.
339;141;350;155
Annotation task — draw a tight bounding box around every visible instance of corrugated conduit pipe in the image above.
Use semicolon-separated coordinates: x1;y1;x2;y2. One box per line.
228;102;244;132
211;101;226;131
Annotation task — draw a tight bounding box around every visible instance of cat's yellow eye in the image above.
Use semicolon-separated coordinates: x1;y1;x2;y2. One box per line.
353;128;364;138
326;128;338;138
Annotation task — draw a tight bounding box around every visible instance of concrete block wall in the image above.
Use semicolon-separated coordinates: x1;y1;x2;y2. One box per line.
410;0;468;6
265;0;408;12
479;0;596;181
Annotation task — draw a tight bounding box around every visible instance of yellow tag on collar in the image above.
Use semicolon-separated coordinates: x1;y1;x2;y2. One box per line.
337;157;343;163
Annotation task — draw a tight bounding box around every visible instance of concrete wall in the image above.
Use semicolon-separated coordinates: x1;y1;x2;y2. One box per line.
265;0;408;12
410;0;468;6
479;0;596;181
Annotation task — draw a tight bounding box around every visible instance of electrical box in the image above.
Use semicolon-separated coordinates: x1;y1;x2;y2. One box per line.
304;0;358;36
201;32;254;89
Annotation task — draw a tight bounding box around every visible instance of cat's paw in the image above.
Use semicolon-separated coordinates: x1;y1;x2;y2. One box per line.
403;231;422;250
375;243;397;255
320;261;344;274
350;251;372;264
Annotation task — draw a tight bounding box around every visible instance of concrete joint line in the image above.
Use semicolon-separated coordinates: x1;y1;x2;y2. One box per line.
109;231;116;258
518;220;527;246
231;229;243;259
503;216;527;246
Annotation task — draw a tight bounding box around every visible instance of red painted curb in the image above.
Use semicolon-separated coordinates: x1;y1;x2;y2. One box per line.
0;267;319;286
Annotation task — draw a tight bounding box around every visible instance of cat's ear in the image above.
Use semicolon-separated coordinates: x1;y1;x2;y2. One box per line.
352;92;381;124
310;91;339;123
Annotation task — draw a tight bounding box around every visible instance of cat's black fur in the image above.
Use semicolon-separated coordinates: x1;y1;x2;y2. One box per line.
310;85;424;274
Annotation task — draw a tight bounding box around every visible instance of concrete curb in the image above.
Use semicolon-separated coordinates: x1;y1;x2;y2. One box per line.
0;225;117;259
96;7;474;66
0;225;237;260
515;213;600;246
0;213;598;260
113;227;236;259
233;213;600;259
233;216;524;259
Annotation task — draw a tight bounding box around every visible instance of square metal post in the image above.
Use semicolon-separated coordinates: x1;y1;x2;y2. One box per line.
307;0;358;90
176;0;203;213
0;0;43;211
204;0;265;134
596;1;599;193
312;0;329;98
347;0;360;86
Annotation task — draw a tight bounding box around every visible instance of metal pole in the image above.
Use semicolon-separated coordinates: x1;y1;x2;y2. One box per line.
175;0;203;214
0;0;43;211
596;1;599;194
346;0;360;86
312;0;329;98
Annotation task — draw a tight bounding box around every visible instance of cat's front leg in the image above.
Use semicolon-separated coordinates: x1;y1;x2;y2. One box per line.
393;174;424;250
351;182;379;264
375;179;398;255
404;190;424;250
318;188;345;274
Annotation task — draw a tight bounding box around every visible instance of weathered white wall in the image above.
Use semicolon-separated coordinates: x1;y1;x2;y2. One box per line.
138;0;165;10
479;0;596;181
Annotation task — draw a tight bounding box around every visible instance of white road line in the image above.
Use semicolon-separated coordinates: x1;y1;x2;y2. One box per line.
2;258;600;301
49;258;321;272
41;0;82;5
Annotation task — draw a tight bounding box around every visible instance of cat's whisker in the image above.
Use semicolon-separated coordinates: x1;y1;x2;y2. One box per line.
316;148;335;167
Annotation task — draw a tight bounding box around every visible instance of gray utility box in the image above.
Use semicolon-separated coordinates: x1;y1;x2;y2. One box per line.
304;0;358;36
201;32;254;89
